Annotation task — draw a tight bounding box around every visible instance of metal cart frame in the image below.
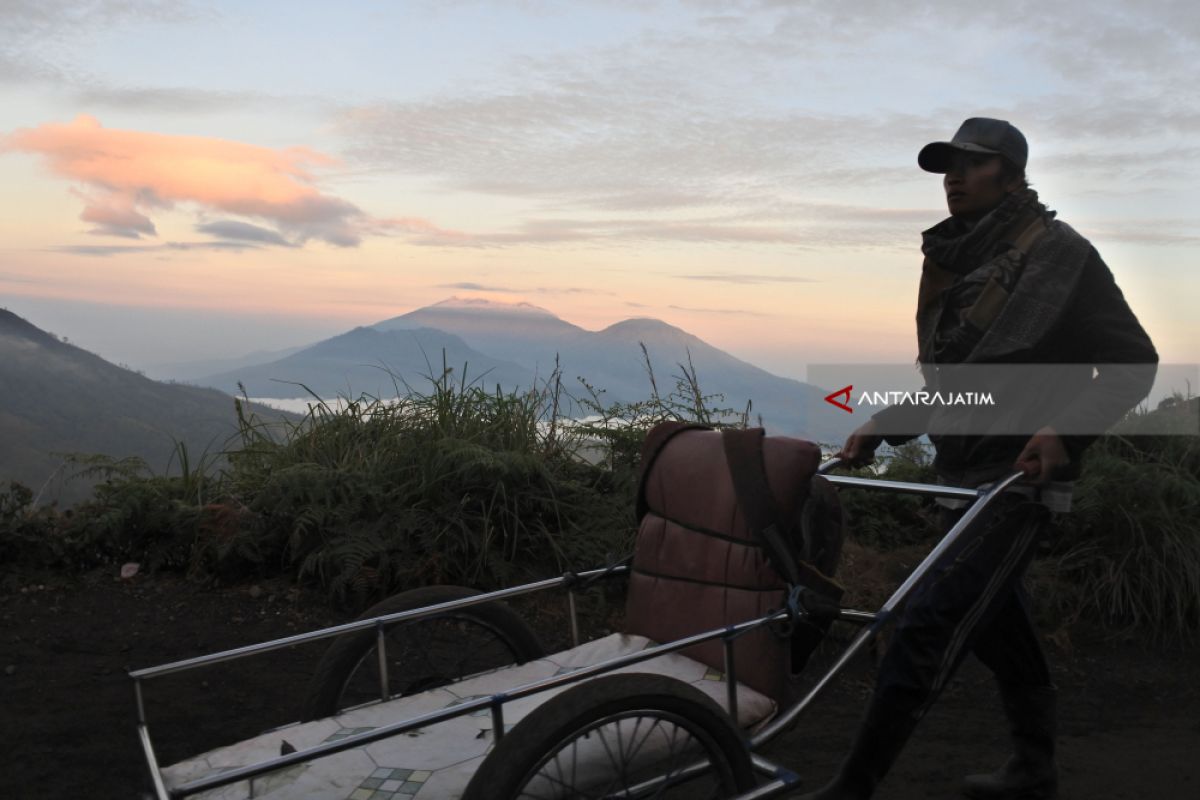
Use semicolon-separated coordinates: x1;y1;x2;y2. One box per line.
131;462;1027;799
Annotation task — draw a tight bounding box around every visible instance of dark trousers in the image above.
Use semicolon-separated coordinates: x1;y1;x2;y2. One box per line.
869;492;1053;734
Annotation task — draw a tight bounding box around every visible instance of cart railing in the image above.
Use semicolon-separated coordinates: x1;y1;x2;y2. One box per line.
132;462;1026;799
750;465;1025;747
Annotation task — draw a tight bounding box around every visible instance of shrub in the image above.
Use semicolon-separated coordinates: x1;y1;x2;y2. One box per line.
0;482;64;567
13;353;1197;639
207;362;670;606
58;454;209;572
1045;430;1200;638
837;440;941;549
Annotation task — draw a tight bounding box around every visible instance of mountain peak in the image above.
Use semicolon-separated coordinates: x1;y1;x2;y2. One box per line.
606;316;681;330
599;317;693;339
429;297;557;316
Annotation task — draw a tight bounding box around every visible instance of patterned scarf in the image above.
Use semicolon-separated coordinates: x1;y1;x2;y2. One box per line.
915;188;1091;368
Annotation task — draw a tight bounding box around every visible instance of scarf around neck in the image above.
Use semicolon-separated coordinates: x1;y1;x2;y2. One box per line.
915;188;1090;368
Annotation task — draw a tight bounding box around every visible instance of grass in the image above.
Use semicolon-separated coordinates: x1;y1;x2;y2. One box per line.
1042;429;1200;638
1;358;1197;638
0;351;748;608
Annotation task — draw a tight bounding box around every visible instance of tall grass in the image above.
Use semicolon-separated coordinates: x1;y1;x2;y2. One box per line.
2;359;1196;637
1044;425;1200;638
221;352;754;604
6;353;743;607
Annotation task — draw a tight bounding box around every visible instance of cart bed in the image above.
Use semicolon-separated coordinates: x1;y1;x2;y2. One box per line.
163;633;777;799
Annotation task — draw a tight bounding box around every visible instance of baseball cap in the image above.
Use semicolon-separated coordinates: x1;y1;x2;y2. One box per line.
918;117;1028;173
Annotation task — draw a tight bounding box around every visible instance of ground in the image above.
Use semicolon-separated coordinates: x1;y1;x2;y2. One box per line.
2;566;1197;799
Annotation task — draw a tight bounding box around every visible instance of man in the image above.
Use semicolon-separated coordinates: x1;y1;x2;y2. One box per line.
801;118;1158;799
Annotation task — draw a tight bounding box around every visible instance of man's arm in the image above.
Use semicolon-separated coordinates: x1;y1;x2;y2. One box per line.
1048;253;1158;459
870;380;937;446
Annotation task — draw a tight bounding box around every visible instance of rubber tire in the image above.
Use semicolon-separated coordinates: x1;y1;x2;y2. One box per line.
301;584;546;721
462;673;756;800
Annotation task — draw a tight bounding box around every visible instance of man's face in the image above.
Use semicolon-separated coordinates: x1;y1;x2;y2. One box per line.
943;152;1018;220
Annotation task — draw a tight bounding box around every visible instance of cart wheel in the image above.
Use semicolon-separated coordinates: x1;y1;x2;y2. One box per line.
463;673;755;800
301;585;545;720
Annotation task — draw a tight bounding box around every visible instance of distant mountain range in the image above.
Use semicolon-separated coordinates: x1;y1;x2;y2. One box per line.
0;309;290;506
189;298;853;443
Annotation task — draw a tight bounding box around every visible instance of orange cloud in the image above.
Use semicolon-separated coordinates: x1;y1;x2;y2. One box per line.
3;115;363;246
369;215;474;243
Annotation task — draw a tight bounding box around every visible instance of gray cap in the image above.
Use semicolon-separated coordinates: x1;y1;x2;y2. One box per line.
918;117;1028;173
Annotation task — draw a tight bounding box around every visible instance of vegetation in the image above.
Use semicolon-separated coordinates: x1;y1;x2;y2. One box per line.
835;439;940;549
0;355;745;608
1;360;1197;639
1043;408;1200;637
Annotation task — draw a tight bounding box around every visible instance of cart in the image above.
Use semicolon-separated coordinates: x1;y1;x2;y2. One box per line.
131;427;1028;800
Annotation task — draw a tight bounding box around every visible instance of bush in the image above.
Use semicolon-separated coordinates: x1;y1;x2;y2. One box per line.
199;353;747;607
1046;431;1200;638
0;482;64;567
837;440;941;549
11;354;1197;638
57;454;210;573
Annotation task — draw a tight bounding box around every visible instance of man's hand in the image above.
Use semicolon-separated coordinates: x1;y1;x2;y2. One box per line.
837;418;884;467
1014;426;1070;485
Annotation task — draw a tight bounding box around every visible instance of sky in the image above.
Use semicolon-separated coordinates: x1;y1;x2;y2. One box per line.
0;0;1196;383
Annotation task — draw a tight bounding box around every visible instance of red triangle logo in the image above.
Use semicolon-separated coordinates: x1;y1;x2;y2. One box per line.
824;384;853;413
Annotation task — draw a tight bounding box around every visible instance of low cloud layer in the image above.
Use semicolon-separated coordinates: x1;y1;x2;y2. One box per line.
4;2;1197;259
3;115;364;246
51;240;264;257
667;304;773;317
196;220;296;247
332;0;1197;247
679;273;817;284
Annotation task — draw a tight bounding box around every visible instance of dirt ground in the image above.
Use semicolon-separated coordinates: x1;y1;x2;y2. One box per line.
2;566;1197;800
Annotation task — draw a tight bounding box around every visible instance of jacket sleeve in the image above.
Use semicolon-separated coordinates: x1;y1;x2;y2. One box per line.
1048;252;1158;459
871;379;937;446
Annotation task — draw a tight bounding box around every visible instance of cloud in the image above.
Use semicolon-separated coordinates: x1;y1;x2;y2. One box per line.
1;1;205;90
3;115;364;246
196;220;294;247
0;3;320;115
434;282;613;297
7;2;1197;260
77;190;157;238
1079;224;1200;247
338;91;883;209
331;0;1198;242
678;273;817;284
72;85;275;113
52;240;264;257
438;281;518;292
0;273;50;285
667;304;773;317
1;1;200;35
369;216;474;242
383;211;915;250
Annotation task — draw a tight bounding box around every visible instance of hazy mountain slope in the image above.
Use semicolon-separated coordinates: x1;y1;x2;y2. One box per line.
196;326;536;398
188;297;852;442
589;318;841;441
372;300;844;439
372;297;589;373
0;309;288;505
145;344;307;382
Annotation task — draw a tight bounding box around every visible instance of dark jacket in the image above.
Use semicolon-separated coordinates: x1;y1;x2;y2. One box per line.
872;222;1158;483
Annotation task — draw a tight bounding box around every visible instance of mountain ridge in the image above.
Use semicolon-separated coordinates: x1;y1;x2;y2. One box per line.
0;308;291;506
184;298;852;443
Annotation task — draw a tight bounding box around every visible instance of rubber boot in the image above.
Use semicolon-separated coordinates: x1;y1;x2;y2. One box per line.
795;713;915;800
961;683;1058;799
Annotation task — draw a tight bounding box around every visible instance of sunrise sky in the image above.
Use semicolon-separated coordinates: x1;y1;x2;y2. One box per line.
1;1;1196;381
